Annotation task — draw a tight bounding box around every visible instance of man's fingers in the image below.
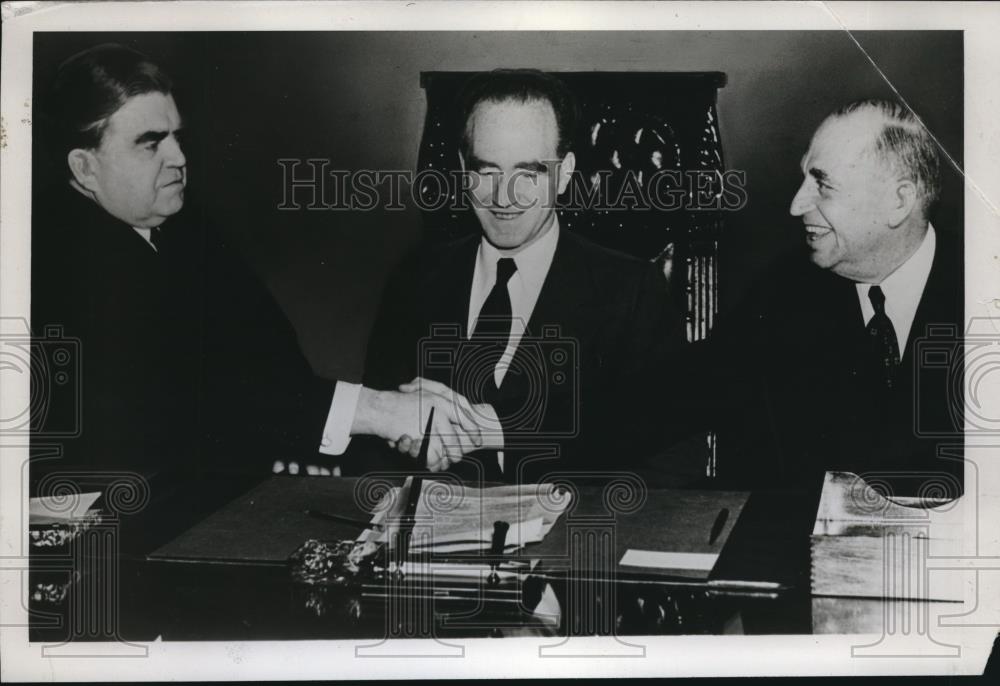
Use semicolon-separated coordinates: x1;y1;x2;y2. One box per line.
432;386;482;446
398;376;449;394
440;425;474;461
433;419;481;466
425;434;448;471
433;416;466;464
428;446;448;472
414;377;452;395
455;429;478;458
430;393;482;445
451;394;483;446
398;377;484;447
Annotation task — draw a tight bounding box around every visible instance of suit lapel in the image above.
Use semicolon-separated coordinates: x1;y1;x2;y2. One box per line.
907;232;960;359
496;230;596;400
830;273;868;359
522;230;594;340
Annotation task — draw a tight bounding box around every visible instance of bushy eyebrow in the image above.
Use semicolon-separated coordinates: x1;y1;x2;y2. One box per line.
515;161;550;173
808;167;831;185
467;155;551;173
133;124;184;147
134;130;168;146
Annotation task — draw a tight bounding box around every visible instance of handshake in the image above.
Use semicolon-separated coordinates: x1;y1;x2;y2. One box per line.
351;377;503;472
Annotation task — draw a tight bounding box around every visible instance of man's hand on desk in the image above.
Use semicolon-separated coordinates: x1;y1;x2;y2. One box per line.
392;377;505;471
351;384;483;471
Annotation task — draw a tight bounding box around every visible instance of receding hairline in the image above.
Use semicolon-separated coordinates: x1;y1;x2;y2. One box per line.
826;102;931;150
810;109;900;172
812;101;942;215
462;95;562;158
819;108;887;143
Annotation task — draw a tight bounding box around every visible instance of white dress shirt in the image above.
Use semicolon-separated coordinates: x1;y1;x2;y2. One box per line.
855;224;936;358
319;220;561;461
468;218;560;385
466;219;561;469
318;382;361;455
132;227;156;250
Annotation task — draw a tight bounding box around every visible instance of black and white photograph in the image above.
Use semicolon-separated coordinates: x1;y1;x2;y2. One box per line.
1;1;998;680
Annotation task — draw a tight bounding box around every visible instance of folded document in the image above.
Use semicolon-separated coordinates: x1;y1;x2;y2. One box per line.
361;480;571;554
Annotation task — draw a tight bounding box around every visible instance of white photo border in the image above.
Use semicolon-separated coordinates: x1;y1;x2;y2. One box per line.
1;1;998;679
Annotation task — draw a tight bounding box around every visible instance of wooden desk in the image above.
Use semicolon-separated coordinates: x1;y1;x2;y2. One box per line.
27;474;955;642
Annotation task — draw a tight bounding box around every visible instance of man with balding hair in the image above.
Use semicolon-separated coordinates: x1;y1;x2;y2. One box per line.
687;98;963;495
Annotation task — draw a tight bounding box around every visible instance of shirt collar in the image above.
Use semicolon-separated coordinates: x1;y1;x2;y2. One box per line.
864;223;935;303
854;223;936;352
476;216;560;297
132;226;159;252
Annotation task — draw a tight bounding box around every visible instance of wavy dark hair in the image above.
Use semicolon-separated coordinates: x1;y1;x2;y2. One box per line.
42;43;172;177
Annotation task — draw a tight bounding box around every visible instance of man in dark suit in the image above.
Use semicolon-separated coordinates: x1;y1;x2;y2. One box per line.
688;99;963;496
30;44;482;496
361;69;684;484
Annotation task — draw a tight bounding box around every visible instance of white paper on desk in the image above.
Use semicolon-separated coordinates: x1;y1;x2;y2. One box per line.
364;480;569;553
29;492;101;522
619;549;719;572
415;516;543;551
369;515;546;553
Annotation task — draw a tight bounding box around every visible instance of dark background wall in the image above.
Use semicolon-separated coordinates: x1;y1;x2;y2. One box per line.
34;31;963;382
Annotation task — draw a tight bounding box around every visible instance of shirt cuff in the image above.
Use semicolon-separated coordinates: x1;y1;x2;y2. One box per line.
319;382;361;455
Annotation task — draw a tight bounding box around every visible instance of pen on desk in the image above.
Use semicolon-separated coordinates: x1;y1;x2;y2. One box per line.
395;408;434;562
304;509;382;530
708;507;729;545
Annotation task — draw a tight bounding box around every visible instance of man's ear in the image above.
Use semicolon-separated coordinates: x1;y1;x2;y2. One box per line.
888;178;918;228
556;151;576;195
67;148;101;194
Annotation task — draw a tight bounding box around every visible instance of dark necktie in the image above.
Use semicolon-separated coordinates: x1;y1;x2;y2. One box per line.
866;285;900;389
457;257;517;483
469;257;518;397
149;227;163;252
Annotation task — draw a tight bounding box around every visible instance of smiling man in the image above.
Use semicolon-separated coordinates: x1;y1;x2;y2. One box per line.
30;44;482;504
792;102;938;287
790;101;946;389
360;69;684;484
461;95;574;251
683;99;963;496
